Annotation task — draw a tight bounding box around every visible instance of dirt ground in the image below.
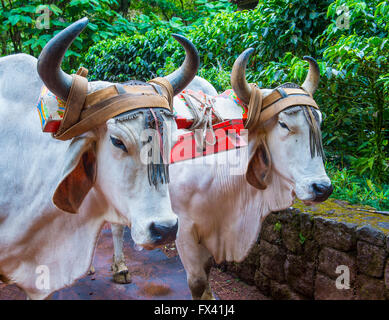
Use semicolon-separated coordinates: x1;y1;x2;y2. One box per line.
209;267;269;300
161;242;268;300
0;227;268;300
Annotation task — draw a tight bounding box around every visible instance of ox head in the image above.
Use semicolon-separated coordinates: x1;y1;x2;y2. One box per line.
231;49;332;205
37;18;199;249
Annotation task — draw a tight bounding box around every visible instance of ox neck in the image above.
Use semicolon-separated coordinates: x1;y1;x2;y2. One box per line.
231;169;294;215
217;140;295;216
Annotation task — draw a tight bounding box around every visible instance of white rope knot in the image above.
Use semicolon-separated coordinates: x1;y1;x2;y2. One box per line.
181;92;224;149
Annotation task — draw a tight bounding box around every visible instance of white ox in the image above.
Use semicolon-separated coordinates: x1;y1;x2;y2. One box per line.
111;49;333;299
0;18;199;299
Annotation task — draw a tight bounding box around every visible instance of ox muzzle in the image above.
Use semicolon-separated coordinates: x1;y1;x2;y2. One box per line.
311;182;333;202
148;219;178;247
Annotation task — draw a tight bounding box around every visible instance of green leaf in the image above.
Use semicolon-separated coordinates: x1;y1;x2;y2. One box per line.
8;15;22;26
49;4;63;15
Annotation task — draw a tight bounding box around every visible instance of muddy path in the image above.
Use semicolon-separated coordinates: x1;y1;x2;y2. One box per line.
0;225;268;300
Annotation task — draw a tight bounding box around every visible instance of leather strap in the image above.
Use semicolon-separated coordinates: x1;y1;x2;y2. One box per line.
245;84;263;130
148;77;174;108
260;94;318;123
80;94;170;121
245;83;319;129
53;73;88;139
55;95;170;141
52;68;175;141
84;84;163;107
262;88;317;110
244;85;319;129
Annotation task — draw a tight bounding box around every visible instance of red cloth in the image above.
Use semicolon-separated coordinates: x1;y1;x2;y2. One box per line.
170;119;247;163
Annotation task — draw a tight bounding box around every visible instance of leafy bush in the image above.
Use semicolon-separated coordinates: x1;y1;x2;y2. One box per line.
80;1;239;80
326;162;389;210
82;27;176;82
129;0;235;25
313;0;388;184
0;0;138;70
0;0;223;70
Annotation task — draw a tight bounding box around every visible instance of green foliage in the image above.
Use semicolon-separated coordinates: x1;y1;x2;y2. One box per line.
0;0;137;70
326;162;389;210
255;0;332;59
318;0;388;183
130;0;235;25
82;27;175;82
164;0;333;72
197;67;231;92
0;0;229;68
274;221;282;232
298;232;306;244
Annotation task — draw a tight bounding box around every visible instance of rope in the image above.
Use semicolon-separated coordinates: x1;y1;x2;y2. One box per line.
180;92;224;147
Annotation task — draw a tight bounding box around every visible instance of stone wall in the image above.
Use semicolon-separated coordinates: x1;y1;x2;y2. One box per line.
222;199;389;300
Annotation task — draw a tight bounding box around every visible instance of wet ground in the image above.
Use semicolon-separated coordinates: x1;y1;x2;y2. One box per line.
0;225;267;300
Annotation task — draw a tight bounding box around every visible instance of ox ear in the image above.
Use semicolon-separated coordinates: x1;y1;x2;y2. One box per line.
53;136;97;214
246;137;271;190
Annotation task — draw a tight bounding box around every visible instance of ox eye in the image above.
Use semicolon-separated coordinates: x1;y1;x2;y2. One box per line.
110;136;128;153
279;121;290;131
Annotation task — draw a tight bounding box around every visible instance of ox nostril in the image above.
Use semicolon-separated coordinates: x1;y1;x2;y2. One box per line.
312;183;333;201
149;220;178;245
312;183;325;195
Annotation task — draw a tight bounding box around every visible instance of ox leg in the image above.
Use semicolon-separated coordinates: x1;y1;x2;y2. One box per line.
111;224;131;284
88;265;95;275
176;227;215;300
199;257;215;300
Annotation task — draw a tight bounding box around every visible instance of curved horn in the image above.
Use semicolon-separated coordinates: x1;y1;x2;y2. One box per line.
231;48;254;104
301;56;320;95
37;18;89;101
165;34;200;96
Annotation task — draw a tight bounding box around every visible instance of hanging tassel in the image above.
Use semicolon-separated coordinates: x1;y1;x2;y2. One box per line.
302;106;325;159
144;109;170;187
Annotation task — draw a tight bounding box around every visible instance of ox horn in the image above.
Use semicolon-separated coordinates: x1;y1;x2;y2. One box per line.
231;48;255;104
301;56;320;95
37;17;89;102
165;34;200;96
